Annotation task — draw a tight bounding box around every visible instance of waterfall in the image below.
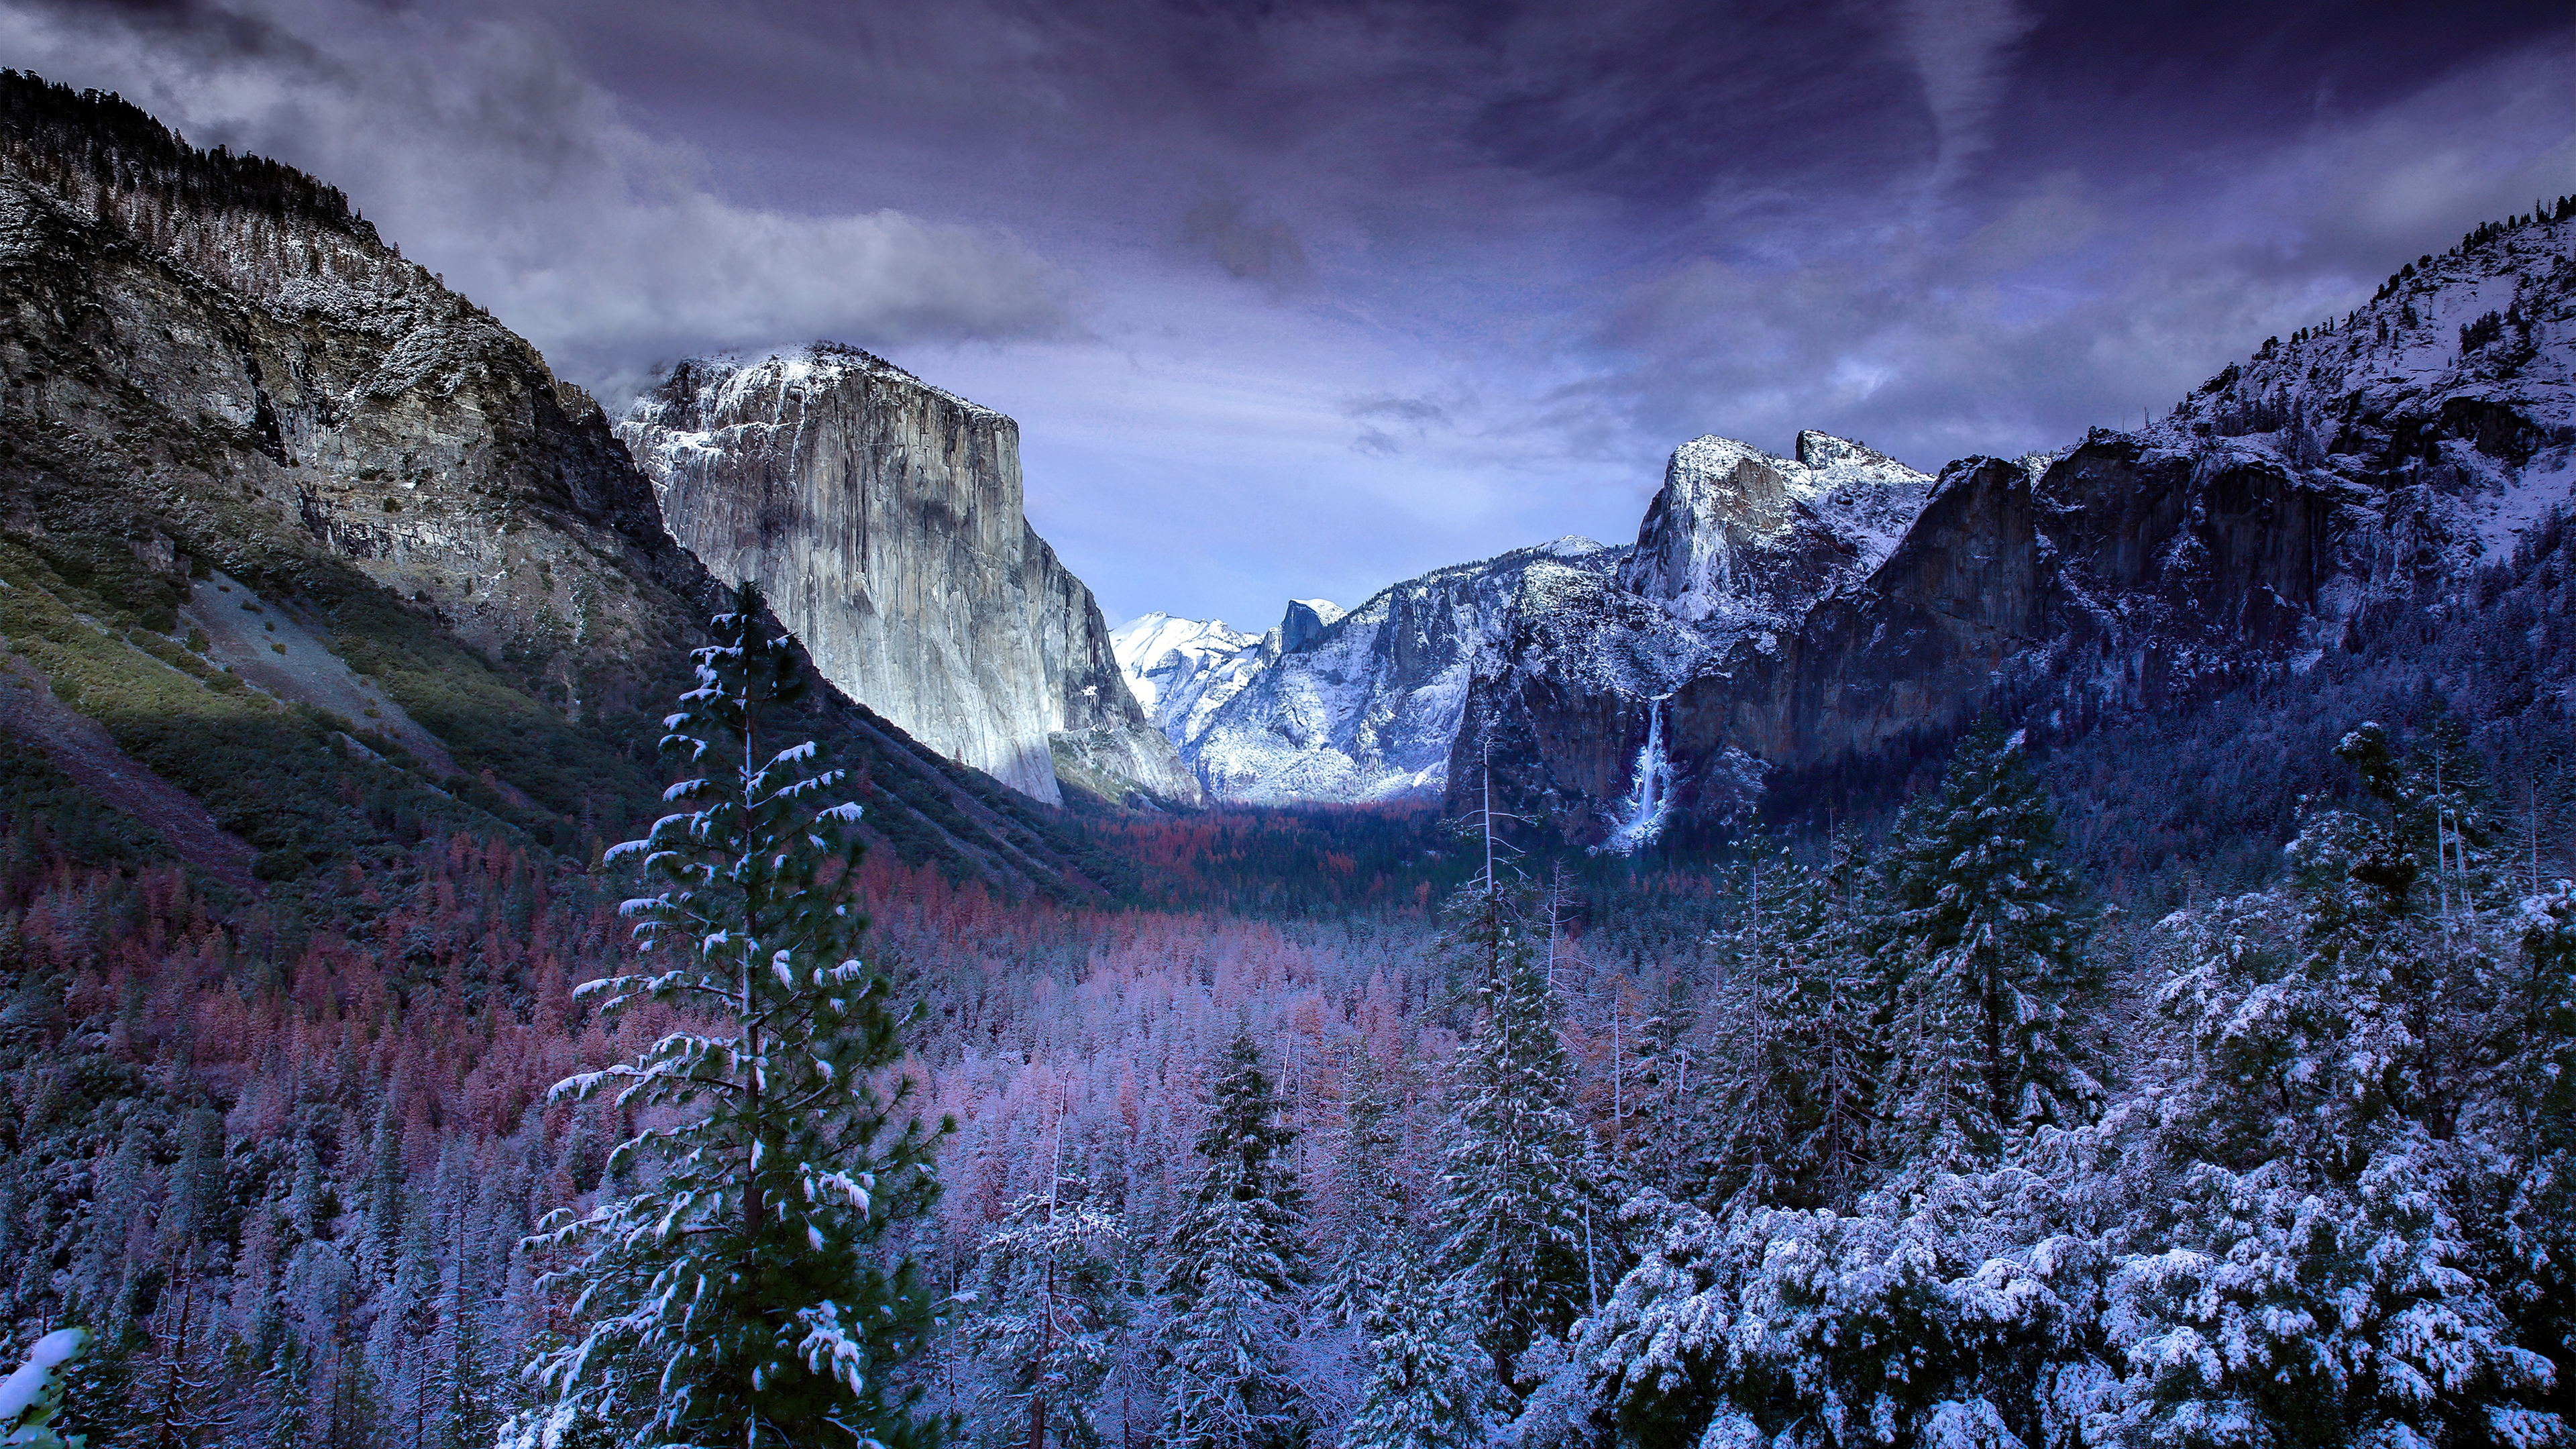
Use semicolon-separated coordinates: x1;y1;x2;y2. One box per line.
1601;697;1673;855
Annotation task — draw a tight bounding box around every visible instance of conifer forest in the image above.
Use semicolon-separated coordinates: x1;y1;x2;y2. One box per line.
1;13;2575;1449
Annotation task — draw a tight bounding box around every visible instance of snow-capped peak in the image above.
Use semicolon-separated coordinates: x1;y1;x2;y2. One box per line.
1110;613;1259;712
1279;598;1345;653
1619;431;1935;623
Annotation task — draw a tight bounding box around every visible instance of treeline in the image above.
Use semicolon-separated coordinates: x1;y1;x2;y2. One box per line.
918;716;2575;1446
0;70;372;240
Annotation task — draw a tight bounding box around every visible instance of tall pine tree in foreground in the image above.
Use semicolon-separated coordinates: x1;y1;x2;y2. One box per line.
1430;879;1601;1391
1342;1246;1504;1449
1699;842;1879;1211
1161;1032;1311;1449
1874;720;2098;1174
504;582;949;1449
965;1163;1130;1449
1318;1051;1409;1326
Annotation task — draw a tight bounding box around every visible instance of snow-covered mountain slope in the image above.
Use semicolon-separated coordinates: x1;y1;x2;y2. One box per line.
1129;541;1619;803
1465;206;2576;845
1621;431;1934;623
618;345;1203;808
1122;432;1931;810
1110;612;1259;714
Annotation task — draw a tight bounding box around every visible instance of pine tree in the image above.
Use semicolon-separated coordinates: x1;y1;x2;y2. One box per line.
2114;724;2566;1446
1428;882;1602;1389
1697;849;1803;1210
1318;1051;1408;1326
1698;843;1878;1210
1;1328;91;1449
966;1161;1130;1449
1341;1246;1503;1449
1874;721;2098;1175
505;582;950;1449
1774;830;1879;1207
1160;1032;1310;1449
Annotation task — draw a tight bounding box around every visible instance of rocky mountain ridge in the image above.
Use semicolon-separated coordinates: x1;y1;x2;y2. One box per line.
615;345;1201;809
1124;202;2576;845
0;73;1133;897
1469;203;2576;843
1114;538;1619;802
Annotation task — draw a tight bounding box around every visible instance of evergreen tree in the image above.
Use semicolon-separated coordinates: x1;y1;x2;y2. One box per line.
1;1328;91;1449
2111;724;2565;1445
1318;1051;1408;1326
505;583;950;1449
1874;721;2098;1173
1341;1246;1503;1449
1773;830;1880;1207
1698;843;1878;1210
1160;1032;1310;1449
966;1163;1130;1449
1697;849;1803;1210
1428;883;1601;1389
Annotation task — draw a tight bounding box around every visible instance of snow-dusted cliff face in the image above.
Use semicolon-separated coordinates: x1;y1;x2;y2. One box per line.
1465;209;2576;843
1113;435;1920;812
618;345;1202;808
1136;212;2575;844
1118;540;1619;803
1621;431;1933;623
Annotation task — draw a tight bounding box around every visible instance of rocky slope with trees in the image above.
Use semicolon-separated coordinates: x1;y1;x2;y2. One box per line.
0;70;1130;900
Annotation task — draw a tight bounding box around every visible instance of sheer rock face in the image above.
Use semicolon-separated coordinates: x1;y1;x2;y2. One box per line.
0;81;1136;898
618;347;1202;808
0;164;690;717
1461;215;2576;840
1619;431;1933;625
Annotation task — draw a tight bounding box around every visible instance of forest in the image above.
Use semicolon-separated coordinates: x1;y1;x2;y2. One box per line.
0;549;2567;1449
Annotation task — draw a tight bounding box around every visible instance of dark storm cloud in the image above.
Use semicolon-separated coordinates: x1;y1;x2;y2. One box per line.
1340;392;1448;455
1;0;2565;624
1182;196;1309;283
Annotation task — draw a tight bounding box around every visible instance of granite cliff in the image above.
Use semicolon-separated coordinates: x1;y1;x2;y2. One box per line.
616;347;1201;809
1116;207;2572;845
1113;541;1618;802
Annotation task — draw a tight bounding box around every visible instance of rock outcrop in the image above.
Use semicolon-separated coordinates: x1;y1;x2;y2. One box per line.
617;347;1202;808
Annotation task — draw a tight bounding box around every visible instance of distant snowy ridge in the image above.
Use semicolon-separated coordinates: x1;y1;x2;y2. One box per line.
1120;538;1633;804
1120;429;1935;812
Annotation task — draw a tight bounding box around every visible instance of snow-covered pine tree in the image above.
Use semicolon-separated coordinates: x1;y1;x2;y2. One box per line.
1429;881;1603;1391
1342;1244;1504;1449
1;1329;89;1449
2499;878;2576;1408
1697;848;1803;1210
1874;720;2098;1176
1318;1051;1408;1326
965;1160;1130;1449
2113;724;2567;1446
1774;828;1880;1208
506;582;949;1449
1161;1032;1311;1449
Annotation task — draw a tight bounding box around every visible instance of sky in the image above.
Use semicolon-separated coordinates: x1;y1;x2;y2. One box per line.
3;1;2570;629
